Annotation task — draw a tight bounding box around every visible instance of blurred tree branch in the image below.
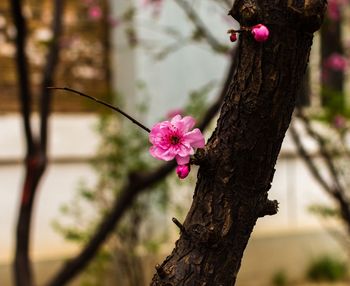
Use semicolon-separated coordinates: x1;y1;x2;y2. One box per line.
10;1;65;285
290;116;350;232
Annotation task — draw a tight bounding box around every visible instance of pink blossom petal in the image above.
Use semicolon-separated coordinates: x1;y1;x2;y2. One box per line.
149;121;171;145
170;115;195;134
184;128;205;148
177;143;194;157
180;116;196;132
150;146;176;161
170;114;182;125
176;155;190;165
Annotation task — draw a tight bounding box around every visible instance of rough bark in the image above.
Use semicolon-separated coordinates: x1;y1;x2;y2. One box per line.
151;0;326;285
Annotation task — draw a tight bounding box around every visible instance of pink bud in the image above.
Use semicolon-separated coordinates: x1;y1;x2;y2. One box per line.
251;24;269;42
176;164;190;179
230;32;237;42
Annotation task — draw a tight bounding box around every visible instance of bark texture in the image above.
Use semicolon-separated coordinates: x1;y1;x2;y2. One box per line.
151;0;326;285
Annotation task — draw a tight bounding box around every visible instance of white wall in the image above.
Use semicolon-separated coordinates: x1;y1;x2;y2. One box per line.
0;114;99;264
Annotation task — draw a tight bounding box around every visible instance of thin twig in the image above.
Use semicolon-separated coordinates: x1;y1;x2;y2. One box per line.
172;217;186;233
47;87;151;133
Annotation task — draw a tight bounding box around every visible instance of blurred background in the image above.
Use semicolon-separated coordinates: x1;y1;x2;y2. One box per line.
0;0;350;285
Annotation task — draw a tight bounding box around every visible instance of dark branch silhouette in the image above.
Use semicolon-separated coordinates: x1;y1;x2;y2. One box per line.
10;0;34;154
48;87;151;133
11;1;65;285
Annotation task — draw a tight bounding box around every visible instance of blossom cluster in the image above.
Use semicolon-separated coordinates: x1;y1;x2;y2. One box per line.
149;115;205;179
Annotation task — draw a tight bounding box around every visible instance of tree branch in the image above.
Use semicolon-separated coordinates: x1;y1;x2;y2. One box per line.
40;0;65;154
10;0;34;154
10;1;36;285
12;1;65;285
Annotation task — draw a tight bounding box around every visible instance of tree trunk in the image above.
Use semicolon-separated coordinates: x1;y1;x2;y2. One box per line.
151;0;326;285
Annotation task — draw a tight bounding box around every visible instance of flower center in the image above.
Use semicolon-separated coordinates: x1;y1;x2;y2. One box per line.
170;135;180;145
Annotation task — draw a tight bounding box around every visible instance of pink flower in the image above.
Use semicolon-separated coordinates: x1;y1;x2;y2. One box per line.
325;53;348;71
88;5;102;21
176;165;190;179
251;24;269;42
149;115;205;165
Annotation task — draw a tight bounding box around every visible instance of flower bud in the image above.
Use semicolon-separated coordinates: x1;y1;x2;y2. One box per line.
176;164;190;179
251;24;269;42
230;32;237;42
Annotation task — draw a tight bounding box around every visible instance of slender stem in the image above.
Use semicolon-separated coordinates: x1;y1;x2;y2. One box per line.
47;87;151;133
